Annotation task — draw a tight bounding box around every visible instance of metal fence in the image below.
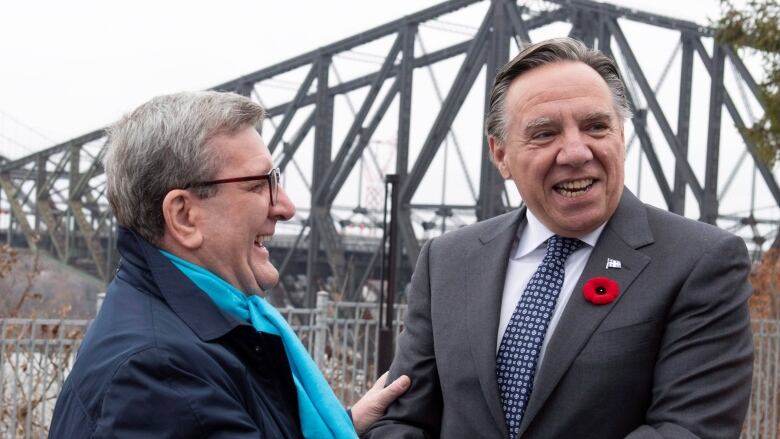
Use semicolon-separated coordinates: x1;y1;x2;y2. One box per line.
277;292;407;406
0;294;406;438
0;310;776;438
745;320;780;439
0;319;87;439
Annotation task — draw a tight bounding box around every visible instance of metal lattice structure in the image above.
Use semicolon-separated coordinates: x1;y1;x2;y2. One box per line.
0;0;777;306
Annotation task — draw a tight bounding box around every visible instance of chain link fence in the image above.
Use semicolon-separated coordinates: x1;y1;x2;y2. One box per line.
1;308;775;438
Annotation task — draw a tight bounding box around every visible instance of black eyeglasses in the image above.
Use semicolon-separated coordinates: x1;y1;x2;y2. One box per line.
184;167;281;206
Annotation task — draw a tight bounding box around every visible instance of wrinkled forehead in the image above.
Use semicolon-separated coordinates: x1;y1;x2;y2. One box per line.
209;127;274;175
506;62;617;120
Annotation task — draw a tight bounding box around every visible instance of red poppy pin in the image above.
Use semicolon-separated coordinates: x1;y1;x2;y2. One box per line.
583;276;619;305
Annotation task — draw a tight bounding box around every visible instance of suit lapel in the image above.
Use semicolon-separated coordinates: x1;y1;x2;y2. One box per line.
466;208;525;438
517;190;654;437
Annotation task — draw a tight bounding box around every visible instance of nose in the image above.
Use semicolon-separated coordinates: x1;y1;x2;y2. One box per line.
556;131;593;167
271;186;296;221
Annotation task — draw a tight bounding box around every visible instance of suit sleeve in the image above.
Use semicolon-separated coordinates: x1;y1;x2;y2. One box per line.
92;347;262;438
364;239;443;438
626;233;753;439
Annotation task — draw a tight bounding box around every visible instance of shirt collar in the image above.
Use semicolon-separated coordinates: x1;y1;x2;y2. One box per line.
512;208;606;260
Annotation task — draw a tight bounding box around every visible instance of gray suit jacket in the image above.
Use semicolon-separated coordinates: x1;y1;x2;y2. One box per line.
366;190;753;439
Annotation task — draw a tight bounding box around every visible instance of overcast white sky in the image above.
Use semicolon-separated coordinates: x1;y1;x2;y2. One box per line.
4;0;775;249
0;0;722;158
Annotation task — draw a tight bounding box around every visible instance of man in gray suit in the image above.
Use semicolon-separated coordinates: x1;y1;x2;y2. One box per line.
365;38;753;438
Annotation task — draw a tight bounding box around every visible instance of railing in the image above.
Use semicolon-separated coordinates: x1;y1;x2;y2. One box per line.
746;320;780;439
0;311;774;438
0;319;87;438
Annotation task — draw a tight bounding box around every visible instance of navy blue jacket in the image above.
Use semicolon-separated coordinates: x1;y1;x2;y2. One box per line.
49;227;303;438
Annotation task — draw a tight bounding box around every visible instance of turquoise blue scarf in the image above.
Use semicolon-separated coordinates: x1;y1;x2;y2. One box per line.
160;250;357;439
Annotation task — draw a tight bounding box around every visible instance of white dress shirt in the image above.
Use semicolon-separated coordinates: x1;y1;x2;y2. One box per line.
496;210;606;369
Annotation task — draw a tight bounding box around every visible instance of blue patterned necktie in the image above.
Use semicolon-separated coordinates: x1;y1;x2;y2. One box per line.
496;235;583;437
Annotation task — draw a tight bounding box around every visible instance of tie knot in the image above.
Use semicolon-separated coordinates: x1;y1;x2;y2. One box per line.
544;235;583;262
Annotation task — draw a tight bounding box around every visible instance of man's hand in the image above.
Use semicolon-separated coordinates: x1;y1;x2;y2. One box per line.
350;372;411;435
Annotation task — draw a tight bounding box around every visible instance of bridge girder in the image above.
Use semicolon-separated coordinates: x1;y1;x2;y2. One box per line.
1;0;776;305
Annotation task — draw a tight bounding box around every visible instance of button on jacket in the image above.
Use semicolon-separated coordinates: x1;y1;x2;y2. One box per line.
50;226;303;438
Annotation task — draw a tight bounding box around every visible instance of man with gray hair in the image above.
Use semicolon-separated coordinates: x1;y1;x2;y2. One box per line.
367;37;752;438
49;91;409;438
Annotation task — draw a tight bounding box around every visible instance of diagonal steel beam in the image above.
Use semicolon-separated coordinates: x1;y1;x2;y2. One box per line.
265;41;469;117
723;46;764;106
505;1;532;43
631;109;674;208
38;150;71;197
0;0;773;288
416;34;478;203
323;81;400;207
37;199;67;259
692;39;780;208
69;199;107;280
213;0;480;93
266;64;319;154
277;111;315;173
396;3;496;268
315;34;404;206
263;8;568;118
608;18;705;205
71;142;107;200
0;129;104;174
544;0;715;37
400;4;493;205
0;174;37;250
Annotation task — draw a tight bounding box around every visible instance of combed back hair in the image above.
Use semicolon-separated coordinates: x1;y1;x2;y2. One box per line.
485;37;632;142
103;91;266;245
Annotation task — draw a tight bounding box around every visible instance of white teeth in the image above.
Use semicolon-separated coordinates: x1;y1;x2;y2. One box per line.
554;179;594;197
254;235;272;246
557;179;593;190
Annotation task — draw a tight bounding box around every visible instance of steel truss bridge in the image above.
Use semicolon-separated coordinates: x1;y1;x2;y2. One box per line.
0;0;776;306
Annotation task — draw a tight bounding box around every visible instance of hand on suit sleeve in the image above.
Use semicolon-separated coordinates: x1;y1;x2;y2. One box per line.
364;239;444;438
350;372;411;435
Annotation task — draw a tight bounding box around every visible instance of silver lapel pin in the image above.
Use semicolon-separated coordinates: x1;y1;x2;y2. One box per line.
606;258;622;269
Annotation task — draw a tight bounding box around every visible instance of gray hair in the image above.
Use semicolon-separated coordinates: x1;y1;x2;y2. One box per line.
485;37;632;142
103;91;266;245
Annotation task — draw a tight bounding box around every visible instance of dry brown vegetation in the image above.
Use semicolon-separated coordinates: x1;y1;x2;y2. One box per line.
0;245;101;319
749;243;780;319
0;244;90;436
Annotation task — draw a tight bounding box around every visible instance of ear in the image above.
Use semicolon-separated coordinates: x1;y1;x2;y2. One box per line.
488;136;511;179
161;189;204;250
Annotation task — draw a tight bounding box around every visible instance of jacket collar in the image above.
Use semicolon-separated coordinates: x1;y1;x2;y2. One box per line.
516;188;654;437
468;208;528;437
116;226;247;341
467;188;655;438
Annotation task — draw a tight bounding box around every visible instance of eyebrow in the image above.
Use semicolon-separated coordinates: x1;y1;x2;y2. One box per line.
523;111;614;133
580;111;613;123
524;117;556;131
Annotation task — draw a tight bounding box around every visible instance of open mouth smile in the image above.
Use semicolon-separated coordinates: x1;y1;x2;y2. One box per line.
553;178;594;198
254;235;272;248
